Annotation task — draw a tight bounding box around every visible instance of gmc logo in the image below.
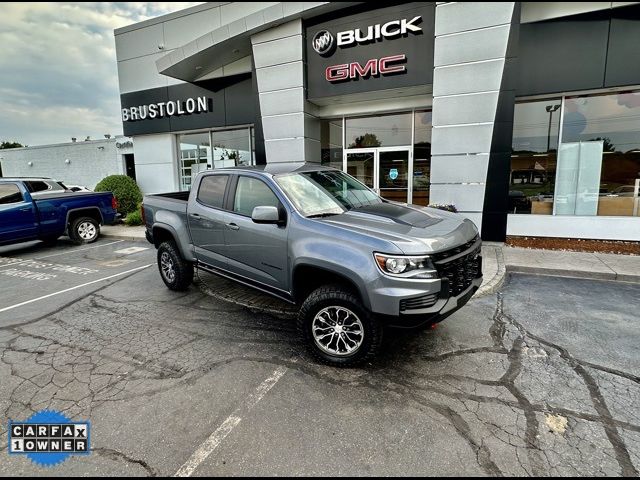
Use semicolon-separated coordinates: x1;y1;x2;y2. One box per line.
325;55;407;82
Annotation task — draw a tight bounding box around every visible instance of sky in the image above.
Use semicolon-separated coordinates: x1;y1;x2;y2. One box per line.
0;2;201;146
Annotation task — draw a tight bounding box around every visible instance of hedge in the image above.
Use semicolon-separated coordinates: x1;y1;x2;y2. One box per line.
95;175;142;215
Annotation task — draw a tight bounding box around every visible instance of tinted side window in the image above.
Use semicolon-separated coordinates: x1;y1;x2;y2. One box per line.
197;175;229;208
25;181;50;193
233;176;280;216
0;184;24;204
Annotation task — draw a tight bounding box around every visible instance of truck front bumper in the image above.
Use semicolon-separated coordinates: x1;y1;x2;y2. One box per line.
367;252;483;329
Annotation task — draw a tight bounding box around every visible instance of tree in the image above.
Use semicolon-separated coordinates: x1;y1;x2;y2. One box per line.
588;137;615;152
349;133;381;148
0;141;25;149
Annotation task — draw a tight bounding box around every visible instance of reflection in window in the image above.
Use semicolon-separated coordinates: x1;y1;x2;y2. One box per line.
233;176;279;216
562;92;640;217
346;113;412;148
320;119;343;169
413;110;432;206
510;99;562;214
178;128;254;191
511;91;640;217
212;128;252;169
179;132;211;191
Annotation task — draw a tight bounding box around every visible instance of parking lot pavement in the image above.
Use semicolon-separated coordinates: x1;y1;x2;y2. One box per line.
0;239;639;476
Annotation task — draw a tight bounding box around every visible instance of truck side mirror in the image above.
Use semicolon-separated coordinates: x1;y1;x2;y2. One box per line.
251;206;280;224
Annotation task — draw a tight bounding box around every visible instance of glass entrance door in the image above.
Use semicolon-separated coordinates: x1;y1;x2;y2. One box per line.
378;148;410;203
344;147;412;203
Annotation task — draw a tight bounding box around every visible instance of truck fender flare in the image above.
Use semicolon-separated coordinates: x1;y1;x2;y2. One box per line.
151;223;196;262
65;207;104;228
291;258;372;310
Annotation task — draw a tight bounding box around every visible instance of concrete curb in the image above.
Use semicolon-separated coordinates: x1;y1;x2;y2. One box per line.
475;246;640;298
505;265;640;284
476;246;506;297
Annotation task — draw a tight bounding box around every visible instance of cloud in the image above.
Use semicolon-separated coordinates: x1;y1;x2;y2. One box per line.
0;2;201;146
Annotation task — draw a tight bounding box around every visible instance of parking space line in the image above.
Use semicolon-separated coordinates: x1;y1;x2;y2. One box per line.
0;264;153;313
36;240;126;259
174;365;288;477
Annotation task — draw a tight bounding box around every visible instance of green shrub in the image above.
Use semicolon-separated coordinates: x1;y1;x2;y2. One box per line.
95;175;142;215
124;209;143;226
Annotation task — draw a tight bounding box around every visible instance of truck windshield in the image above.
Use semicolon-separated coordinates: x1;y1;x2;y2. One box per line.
275;170;381;218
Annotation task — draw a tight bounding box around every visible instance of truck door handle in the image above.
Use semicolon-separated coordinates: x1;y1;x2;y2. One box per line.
20;207;32;212
189;213;201;218
226;223;240;231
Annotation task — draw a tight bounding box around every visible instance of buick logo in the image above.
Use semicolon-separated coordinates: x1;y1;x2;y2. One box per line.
312;30;335;56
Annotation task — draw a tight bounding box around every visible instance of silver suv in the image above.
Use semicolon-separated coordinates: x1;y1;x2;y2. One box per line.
143;164;482;366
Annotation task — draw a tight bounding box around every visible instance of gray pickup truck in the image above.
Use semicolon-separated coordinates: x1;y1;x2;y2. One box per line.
142;164;482;366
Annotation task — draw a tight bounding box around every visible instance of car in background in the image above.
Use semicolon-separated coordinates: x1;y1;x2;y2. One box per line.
606;185;637;197
2;177;68;197
60;183;92;192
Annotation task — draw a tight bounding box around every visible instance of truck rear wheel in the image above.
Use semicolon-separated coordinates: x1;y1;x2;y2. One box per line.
69;217;100;245
297;285;382;367
157;241;193;291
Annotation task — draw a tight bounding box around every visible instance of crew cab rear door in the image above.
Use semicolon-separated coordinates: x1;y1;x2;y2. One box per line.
0;182;38;243
187;173;230;270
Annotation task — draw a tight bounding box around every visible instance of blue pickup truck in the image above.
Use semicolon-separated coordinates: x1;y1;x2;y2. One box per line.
0;178;118;246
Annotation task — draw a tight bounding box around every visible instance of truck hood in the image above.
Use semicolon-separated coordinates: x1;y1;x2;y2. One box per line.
320;203;478;254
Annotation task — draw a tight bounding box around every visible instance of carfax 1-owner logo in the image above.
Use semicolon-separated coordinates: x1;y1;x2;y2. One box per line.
8;409;91;467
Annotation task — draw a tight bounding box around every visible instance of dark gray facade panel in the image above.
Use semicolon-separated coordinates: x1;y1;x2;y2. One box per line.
120;77;256;136
168;83;225;132
516;10;609;96
605;4;640;88
305;2;435;100
223;78;257;127
250;57;266;165
482;4;520;242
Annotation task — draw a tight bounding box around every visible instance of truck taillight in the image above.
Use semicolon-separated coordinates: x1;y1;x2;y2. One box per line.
112;196;118;211
140;203;146;224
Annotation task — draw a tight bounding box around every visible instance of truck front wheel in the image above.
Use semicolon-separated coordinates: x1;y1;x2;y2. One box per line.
297;285;382;367
157;241;193;291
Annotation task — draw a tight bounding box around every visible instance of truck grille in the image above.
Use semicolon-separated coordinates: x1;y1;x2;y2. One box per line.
431;234;480;262
434;238;482;296
400;293;439;312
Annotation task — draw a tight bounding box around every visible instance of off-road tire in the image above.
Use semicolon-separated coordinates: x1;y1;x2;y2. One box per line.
157;241;193;291
297;284;383;367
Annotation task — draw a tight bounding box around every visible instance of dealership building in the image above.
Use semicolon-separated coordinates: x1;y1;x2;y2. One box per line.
115;2;640;242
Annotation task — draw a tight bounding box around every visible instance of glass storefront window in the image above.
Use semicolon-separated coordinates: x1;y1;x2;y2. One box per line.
510;99;562;214
511;91;640;217
320;119;343;169
178;132;211;191
179;127;254;191
212;128;252;169
561;92;640;217
346;113;412;148
413;110;432;206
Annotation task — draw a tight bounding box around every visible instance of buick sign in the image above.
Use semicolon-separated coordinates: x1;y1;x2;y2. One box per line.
312;30;335;56
311;15;423;56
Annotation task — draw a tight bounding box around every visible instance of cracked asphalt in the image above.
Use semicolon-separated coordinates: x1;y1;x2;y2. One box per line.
0;238;639;476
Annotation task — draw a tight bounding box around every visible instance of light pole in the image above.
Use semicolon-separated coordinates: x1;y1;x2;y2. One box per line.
545;104;561;152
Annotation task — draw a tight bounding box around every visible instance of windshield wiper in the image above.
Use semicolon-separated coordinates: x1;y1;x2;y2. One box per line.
306;212;341;219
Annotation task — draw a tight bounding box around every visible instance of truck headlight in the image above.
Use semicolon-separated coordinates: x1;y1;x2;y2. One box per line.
374;253;437;279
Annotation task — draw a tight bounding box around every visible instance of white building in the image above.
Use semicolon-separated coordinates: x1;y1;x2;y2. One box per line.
0;137;135;190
